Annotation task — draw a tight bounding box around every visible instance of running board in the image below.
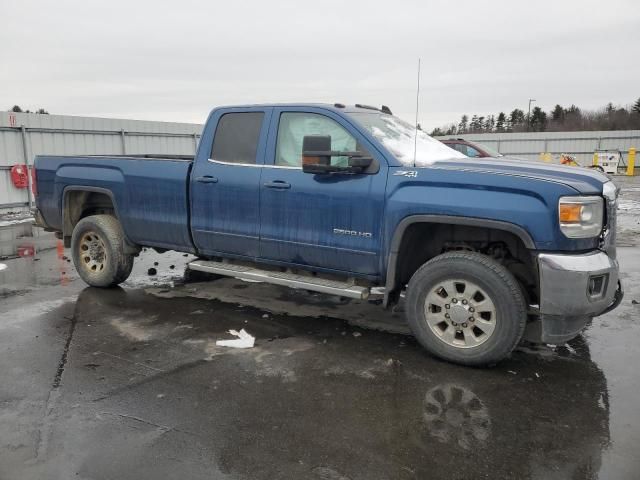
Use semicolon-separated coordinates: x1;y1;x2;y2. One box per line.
187;260;370;300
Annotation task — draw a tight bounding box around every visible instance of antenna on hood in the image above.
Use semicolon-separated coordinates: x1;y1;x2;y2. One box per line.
413;58;421;168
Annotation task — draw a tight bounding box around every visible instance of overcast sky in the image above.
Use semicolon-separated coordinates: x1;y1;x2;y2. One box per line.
2;0;639;129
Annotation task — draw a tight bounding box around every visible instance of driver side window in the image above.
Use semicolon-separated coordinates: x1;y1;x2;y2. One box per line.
275;112;360;167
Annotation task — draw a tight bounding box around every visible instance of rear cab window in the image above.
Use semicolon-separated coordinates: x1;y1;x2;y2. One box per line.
211;112;264;164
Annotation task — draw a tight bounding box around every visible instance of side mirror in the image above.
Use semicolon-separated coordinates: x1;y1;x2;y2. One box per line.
302;135;332;169
302;135;373;174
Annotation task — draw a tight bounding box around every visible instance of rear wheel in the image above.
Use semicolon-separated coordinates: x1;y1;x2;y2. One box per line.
405;251;527;366
71;214;134;287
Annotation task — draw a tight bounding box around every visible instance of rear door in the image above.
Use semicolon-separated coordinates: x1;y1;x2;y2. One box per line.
190;108;271;257
259;108;387;276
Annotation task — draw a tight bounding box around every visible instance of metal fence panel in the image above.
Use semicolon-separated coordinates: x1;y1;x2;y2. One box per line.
0;111;203;212
438;130;640;165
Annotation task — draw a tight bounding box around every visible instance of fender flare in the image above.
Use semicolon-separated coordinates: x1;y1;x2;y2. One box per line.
383;215;536;307
61;186;138;253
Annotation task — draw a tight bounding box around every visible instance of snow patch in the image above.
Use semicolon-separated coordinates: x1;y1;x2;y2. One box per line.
0;216;34;228
618;199;640;212
369;116;465;166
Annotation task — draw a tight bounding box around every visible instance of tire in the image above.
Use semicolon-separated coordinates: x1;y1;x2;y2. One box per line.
405;251;526;366
71;214;134;287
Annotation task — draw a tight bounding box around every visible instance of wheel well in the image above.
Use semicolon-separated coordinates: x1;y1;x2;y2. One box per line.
389;222;538;305
63;190;116;246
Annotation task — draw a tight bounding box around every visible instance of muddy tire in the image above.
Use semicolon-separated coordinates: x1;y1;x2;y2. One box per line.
71;214;134;287
405;251;527;366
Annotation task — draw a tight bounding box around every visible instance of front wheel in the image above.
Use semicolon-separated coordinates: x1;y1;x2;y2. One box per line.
71;214;134;287
405;251;527;366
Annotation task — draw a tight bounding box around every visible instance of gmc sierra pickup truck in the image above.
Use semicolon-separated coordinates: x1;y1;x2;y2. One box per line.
33;103;623;365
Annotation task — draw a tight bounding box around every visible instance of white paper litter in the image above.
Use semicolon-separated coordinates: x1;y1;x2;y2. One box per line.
216;329;255;349
0;264;7;271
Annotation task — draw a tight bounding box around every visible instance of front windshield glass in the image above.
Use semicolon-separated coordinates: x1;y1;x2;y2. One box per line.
348;112;465;166
474;142;503;157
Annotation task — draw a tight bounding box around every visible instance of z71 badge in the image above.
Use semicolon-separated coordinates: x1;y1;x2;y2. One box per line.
393;170;418;178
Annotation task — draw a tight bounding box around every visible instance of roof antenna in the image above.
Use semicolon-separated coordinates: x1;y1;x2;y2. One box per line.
413;58;421;168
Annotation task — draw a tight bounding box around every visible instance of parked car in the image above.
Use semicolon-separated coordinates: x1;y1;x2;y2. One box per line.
33;103;623;366
441;138;505;158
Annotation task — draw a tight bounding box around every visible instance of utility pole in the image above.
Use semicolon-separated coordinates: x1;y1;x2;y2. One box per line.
527;99;536;131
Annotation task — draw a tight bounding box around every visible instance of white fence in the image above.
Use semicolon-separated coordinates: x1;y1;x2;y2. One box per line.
435;130;640;166
0;111;203;212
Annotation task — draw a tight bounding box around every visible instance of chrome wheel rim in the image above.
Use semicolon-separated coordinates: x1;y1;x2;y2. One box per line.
424;279;497;349
79;232;107;273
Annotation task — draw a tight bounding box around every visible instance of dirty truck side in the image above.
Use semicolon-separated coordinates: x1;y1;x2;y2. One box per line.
33;104;623;366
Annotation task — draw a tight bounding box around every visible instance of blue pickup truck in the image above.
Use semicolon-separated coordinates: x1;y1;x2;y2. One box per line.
33;103;623;365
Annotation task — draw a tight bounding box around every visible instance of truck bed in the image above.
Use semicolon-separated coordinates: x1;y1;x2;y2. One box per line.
35;155;195;252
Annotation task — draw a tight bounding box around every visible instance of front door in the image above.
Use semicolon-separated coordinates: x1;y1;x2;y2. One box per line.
259;109;387;276
191;109;270;258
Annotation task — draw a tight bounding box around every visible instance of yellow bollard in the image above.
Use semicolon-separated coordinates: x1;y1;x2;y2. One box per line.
627;147;636;176
539;152;546;162
544;153;552;163
593;152;599;166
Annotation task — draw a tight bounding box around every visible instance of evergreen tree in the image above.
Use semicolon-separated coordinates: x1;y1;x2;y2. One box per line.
504;116;512;132
551;104;564;122
566;104;580;115
509;109;525;128
8;105;48;114
458;115;469;133
485;115;495;132
531;106;547;131
470;115;480;132
432;98;640;134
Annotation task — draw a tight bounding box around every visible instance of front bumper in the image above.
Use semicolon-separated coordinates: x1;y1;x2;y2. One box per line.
524;250;623;344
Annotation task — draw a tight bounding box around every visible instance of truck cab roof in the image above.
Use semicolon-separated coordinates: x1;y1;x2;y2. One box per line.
211;103;390;114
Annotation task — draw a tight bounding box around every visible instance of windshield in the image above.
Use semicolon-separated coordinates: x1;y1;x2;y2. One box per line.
473;141;503;157
348;112;465;166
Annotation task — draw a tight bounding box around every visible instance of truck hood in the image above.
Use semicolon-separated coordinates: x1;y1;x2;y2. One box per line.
433;157;607;195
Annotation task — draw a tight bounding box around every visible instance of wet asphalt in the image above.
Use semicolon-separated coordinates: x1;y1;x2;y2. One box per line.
1;177;640;480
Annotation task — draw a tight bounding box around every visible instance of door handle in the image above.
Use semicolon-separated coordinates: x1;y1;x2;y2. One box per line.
195;175;218;183
263;180;291;190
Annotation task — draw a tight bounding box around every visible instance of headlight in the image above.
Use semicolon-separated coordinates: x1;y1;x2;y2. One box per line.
558;196;604;238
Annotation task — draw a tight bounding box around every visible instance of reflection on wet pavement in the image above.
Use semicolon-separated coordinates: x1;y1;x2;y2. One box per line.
1;224;639;478
1;285;615;479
